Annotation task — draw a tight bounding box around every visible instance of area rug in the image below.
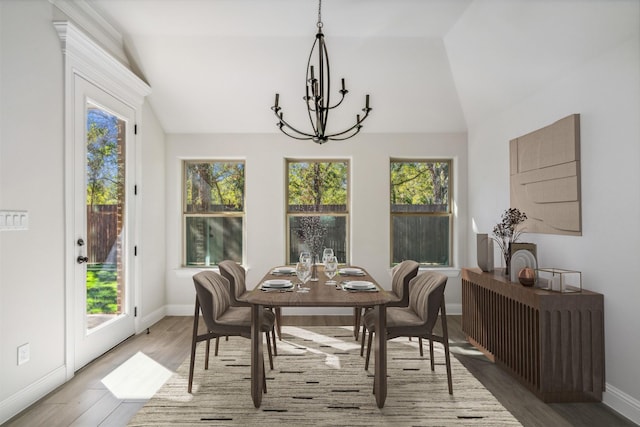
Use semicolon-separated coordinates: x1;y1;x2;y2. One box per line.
129;326;521;426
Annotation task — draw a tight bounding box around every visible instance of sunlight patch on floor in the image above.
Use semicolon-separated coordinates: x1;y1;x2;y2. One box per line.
101;351;173;399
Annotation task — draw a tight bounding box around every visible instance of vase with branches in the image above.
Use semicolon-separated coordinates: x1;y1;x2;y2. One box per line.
492;208;527;275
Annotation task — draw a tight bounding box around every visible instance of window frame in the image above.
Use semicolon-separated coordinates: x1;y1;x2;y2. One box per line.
182;159;246;267
285;158;351;265
389;158;453;268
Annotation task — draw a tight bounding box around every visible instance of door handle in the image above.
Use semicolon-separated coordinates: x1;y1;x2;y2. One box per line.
77;256;89;264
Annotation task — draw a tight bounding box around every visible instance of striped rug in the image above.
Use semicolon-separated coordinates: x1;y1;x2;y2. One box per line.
129;326;521;426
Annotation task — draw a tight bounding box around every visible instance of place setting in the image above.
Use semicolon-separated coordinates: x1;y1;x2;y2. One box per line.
339;280;378;292
270;266;297;276
338;267;366;277
260;279;294;292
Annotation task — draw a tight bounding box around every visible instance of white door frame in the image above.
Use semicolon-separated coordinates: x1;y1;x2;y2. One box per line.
56;21;151;378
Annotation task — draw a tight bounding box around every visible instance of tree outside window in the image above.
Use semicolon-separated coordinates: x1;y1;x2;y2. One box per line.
287;160;349;264
390;159;451;267
183;161;245;266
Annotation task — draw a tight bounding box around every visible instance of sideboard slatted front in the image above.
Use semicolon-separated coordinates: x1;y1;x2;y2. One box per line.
462;268;604;402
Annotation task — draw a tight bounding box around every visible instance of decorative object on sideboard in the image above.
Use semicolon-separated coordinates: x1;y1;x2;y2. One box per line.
476;233;494;272
536;268;582;293
491;208;527;275
509;243;537;283
518;267;536;287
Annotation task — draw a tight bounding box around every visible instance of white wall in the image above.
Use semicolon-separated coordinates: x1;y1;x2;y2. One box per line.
164;132;467;316
0;1;166;422
0;0;67;411
138;103;167;329
455;11;640;425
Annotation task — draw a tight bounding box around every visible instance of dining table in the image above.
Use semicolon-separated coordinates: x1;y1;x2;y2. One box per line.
243;265;394;408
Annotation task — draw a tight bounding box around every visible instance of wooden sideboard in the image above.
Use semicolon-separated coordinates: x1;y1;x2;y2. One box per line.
462;268;604;402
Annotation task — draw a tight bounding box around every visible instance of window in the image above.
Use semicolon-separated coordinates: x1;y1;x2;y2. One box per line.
286;159;349;264
183;161;245;266
390;159;452;267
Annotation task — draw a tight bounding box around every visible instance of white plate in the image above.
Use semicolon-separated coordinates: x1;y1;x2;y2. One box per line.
272;267;295;274
339;268;364;275
262;279;293;288
343;281;376;290
510;250;537;282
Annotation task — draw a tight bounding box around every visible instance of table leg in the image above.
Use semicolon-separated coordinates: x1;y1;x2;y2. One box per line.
374;304;387;408
251;304;264;407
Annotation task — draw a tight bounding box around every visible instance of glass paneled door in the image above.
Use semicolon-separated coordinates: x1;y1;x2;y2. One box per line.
74;76;136;370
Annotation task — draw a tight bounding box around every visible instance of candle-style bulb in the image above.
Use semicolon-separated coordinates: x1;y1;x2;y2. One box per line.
274;93;279;108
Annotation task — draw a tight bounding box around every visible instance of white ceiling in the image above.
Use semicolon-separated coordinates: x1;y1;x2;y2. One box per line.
83;0;638;135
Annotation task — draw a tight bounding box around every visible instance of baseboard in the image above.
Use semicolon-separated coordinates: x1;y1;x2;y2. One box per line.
604;383;640;425
0;365;67;425
165;304;194;316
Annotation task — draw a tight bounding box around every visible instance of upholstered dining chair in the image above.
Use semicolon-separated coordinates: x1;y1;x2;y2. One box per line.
218;260;282;344
361;271;453;394
354;260;419;343
188;270;275;393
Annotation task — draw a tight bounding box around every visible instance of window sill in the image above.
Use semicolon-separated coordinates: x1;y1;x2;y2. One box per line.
418;267;461;278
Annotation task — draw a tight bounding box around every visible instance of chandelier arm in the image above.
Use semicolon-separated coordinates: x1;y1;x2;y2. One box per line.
319;33;330;135
327;90;347;109
279;126;314;141
306;35;321;136
324;107;371;139
271;106;317;139
326;126;362;141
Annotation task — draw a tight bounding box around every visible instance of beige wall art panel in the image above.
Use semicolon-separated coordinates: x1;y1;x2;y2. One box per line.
510;114;582;236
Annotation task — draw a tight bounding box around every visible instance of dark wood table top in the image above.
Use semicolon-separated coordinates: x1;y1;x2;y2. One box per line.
244;265;393;307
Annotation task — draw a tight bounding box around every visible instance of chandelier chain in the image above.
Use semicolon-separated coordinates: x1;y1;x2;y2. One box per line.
317;0;323;28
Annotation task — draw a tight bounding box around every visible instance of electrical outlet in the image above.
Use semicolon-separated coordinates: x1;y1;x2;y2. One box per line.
17;343;30;365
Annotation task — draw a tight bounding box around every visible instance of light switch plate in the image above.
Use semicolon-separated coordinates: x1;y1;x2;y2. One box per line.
0;210;28;231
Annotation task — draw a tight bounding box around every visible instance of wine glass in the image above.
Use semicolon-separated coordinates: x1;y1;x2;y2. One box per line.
322;248;334;264
295;261;311;292
324;256;338;285
299;251;311;265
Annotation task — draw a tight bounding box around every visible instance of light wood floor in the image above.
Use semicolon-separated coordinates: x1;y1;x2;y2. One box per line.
4;315;636;427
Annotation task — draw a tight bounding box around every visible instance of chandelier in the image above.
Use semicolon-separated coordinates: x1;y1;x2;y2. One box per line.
271;0;372;144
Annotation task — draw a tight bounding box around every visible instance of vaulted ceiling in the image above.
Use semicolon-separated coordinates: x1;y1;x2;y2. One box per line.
84;0;638;135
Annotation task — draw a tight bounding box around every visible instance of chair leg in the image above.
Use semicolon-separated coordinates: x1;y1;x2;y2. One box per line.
360;326;366;356
214;336;220;356
265;332;274;370
188;298;200;393
271;327;278;356
419;337;424;357
365;331;373;370
275;307;283;340
429;338;435;370
205;339;211;370
262;359;268;393
353;308;360;340
440;301;453;394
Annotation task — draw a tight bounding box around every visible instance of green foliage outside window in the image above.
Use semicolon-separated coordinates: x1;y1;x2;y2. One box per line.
184;161;245;266
287;160;349;264
390;160;452;266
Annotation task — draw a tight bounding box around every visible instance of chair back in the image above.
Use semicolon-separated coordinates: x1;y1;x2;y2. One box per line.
218;260;247;305
389;260;419;306
408;271;448;332
192;270;232;332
